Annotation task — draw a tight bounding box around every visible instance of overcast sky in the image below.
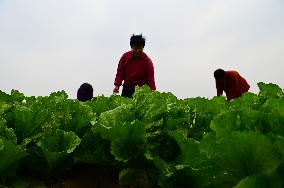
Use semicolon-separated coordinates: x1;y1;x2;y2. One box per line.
0;0;283;99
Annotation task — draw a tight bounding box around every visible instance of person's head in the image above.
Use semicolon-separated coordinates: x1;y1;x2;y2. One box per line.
130;34;145;56
214;69;225;80
77;83;93;102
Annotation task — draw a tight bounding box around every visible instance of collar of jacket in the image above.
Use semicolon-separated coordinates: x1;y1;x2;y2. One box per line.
129;51;147;59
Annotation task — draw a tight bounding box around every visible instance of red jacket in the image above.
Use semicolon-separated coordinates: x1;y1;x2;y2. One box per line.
114;51;156;90
216;70;250;100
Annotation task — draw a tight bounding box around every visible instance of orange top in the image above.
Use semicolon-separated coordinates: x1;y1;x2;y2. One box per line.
215;70;250;100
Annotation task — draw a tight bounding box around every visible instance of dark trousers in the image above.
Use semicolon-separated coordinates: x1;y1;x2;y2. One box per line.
121;86;135;98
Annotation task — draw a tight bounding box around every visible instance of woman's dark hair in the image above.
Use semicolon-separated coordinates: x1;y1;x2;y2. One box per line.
77;83;93;102
130;34;145;47
214;69;225;80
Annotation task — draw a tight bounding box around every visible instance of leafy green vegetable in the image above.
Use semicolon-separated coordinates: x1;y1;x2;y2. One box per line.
23;129;82;176
233;175;283;188
0;82;283;187
0;138;28;178
258;82;283;98
201;131;281;185
99;120;147;163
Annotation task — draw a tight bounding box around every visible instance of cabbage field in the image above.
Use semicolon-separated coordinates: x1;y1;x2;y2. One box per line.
0;82;283;188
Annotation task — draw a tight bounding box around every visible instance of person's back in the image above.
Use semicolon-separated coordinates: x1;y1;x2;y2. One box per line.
224;71;250;99
77;83;93;102
214;69;250;100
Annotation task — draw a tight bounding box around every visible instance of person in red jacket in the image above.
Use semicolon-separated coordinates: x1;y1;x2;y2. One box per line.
113;34;156;98
214;69;250;101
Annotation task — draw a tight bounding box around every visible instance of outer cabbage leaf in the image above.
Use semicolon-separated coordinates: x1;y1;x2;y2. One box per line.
0;138;28;178
0;91;10;103
86;96;113;115
210;110;241;137
73;128;116;165
147;129;181;163
257;82;283;98
110;121;146;163
229;82;283;111
99;104;135;128
34;129;81;174
157;130;218;188
0;118;17;144
97;120;147;163
229;92;260;110
25;93;94;138
210;110;284;137
10;90;26;104
37;129;81;153
207;96;229;116
62;100;94;137
5;95;53;143
168;130;200;165
274;136;284;178
260;98;284;117
87;95;131;115
133;85;178;122
8;106;44;143
0;102;12;116
233;175;283;188
182;97;222;140
274;136;284;161
200;131;281;182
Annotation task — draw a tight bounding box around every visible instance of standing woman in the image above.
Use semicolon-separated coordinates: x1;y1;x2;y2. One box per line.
113;34;156;98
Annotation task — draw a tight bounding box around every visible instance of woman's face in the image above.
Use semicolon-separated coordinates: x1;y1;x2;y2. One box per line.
131;45;144;56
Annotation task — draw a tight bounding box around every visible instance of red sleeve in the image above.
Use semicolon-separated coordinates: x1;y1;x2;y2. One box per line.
226;91;236;101
146;57;156;90
215;80;223;96
114;54;126;86
240;77;250;93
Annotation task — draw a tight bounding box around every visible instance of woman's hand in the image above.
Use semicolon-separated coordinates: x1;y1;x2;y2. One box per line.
113;86;120;94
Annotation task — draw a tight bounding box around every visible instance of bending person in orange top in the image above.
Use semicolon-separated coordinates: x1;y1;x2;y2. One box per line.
214;69;250;101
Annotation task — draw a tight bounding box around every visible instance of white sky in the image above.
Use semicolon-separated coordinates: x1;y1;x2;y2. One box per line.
0;0;283;99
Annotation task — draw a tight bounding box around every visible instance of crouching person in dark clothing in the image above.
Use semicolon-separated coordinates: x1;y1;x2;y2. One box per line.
77;83;93;102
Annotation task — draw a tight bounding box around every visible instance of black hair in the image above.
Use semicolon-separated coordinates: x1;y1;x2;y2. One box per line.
77;83;93;102
214;69;225;80
130;34;145;48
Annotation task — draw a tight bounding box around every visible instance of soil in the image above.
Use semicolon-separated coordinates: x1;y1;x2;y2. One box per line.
41;164;133;188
